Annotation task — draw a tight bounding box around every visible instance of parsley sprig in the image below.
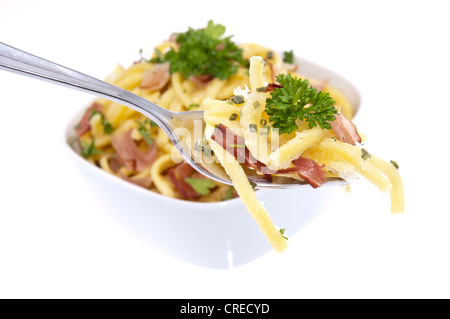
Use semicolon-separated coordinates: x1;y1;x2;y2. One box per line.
265;74;338;134
91;109;114;135
137;119;155;146
185;178;216;196
80;139;103;158
161;20;244;80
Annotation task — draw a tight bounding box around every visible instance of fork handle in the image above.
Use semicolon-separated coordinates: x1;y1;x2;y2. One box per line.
0;42;173;128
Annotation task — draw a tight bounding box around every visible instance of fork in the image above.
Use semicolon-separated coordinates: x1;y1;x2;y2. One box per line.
0;42;344;188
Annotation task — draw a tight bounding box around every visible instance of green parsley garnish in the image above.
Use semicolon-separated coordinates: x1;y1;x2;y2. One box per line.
222;186;235;201
91;109;114;135
185;178;216;196
265;73;338;134
361;148;371;160
283;50;294;64
149;48;164;64
137;119;155;146
80;139;103;158
161;20;244;80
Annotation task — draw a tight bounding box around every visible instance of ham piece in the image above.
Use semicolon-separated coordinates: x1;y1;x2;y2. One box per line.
275;156;325;188
330;113;362;145
111;130;157;172
119;172;152;189
167;162;202;200
74;102;102;136
139;62;170;91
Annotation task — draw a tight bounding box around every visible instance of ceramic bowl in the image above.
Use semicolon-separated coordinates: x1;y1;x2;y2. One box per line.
64;56;361;269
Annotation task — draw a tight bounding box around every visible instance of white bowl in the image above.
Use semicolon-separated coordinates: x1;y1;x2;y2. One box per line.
64;56;361;269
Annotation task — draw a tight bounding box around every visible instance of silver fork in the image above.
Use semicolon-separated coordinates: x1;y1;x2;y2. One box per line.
0;42;345;188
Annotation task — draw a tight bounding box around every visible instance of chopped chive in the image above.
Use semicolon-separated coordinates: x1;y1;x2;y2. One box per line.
229;113;238;121
390;160;399;169
256;87;266;93
228;95;245;104
249;124;257;132
259;126;270;136
279;228;288;240
266;51;274;60
194;139;214;156
260;119;267;126
361;148;371;160
253;100;260;109
249;180;257;189
203;148;214;156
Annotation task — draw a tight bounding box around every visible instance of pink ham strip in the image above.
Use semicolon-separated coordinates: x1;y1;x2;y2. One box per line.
275;157;325;188
119;172;152;189
74;102;102;137
330;113;362;145
111;130;157;172
139;62;170;91
168;162;202;200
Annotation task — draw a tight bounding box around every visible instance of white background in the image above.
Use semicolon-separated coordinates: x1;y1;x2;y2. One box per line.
1;0;449;298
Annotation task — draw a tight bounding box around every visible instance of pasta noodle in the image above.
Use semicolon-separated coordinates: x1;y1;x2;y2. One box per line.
71;23;404;251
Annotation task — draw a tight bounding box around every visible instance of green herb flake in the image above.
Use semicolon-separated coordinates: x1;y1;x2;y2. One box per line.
194;139;214;156
229;113;238;121
256;86;266;93
361;148;371;161
137;120;155;145
249;180;257;189
249;124;258;132
91;109;114;135
229;95;245;105
390;160;399;169
259;126;270;136
279;228;288;240
260;119;267;126
283;50;294;64
266;51;274;60
80;139;103;158
184;178;216;196
253;100;261;109
265;73;338;134
222;186;235;201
